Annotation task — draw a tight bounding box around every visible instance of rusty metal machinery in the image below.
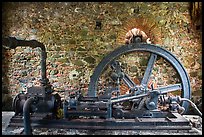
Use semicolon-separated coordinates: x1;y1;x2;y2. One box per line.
2;36;202;135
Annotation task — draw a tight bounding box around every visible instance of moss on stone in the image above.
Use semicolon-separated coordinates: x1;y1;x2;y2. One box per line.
84;56;96;64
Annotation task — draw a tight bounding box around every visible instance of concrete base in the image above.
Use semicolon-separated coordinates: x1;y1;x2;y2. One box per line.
2;111;15;131
2;111;202;135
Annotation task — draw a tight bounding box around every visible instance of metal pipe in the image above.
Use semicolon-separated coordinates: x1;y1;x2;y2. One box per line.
39;46;48;86
23;97;35;135
180;98;202;117
2;37;48;86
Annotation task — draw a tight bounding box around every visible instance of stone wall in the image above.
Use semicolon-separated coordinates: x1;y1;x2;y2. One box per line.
2;2;202;111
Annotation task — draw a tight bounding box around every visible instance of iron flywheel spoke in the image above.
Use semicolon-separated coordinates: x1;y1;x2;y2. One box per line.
141;53;157;88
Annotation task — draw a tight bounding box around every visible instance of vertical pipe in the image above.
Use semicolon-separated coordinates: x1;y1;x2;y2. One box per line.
23;97;35;135
40;45;48;86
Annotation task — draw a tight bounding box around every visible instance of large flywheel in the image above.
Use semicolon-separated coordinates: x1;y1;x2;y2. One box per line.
87;42;191;114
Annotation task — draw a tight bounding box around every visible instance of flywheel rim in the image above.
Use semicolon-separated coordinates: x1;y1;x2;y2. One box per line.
87;43;191;113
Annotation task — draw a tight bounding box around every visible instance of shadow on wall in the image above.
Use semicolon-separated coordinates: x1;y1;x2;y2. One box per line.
2;48;13;111
189;2;202;33
2;2;17;111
